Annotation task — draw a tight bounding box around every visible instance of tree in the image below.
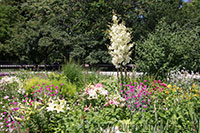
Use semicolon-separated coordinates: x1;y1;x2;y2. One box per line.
135;20;200;77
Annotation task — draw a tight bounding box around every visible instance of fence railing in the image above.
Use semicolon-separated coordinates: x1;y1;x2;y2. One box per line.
0;64;135;72
0;65;61;71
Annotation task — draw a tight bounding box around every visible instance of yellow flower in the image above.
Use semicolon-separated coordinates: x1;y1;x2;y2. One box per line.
194;94;198;97
166;97;169;100
167;84;172;88
178;88;182;90
173;85;176;88
172;88;176;92
165;91;169;94
192;84;196;88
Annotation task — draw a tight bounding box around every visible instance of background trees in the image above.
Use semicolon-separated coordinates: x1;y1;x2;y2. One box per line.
0;0;199;73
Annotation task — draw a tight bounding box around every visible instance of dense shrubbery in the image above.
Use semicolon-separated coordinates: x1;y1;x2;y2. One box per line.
136;20;200;76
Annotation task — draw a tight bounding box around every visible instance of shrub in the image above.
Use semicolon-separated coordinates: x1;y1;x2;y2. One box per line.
24;75;77;98
62;60;84;88
135;20;200;77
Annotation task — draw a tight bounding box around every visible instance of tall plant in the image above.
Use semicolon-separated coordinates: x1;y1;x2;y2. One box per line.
107;13;134;87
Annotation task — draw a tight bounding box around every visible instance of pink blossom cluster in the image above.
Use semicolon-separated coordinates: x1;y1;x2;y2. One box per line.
149;80;167;94
83;83;108;99
0;96;23;132
0;83;64;132
121;81;151;111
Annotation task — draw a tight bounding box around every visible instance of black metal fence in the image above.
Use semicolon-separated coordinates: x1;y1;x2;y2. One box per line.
0;65;61;71
0;64;135;72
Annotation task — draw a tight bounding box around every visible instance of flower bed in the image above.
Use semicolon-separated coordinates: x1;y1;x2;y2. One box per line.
0;71;199;132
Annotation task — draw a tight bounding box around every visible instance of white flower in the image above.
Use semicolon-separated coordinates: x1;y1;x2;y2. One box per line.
46;102;56;112
59;99;67;106
55;104;64;113
108;14;133;68
88;89;97;99
100;89;108;96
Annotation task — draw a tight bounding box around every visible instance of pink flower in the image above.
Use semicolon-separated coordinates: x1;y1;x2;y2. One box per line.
144;80;147;82
4;96;9;99
61;83;64;86
120;103;125;107
3;112;6;115
84;104;92;112
85;64;89;67
135;102;139;104
128;105;131;108
12;121;15;124
43;83;45;85
95;83;103;88
126;91;129;94
108;100;113;104
6;121;9;123
14;108;19;111
112;100;119;106
104;103;109;106
143;105;147;108
55;86;58;89
158;80;161;83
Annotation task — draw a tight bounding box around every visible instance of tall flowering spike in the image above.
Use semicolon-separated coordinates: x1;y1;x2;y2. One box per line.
108;14;134;68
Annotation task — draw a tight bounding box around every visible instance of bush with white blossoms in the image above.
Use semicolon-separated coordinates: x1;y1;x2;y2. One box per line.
108;13;134;68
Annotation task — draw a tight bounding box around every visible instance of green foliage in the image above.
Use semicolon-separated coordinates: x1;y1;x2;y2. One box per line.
1;0;200;67
136;20;200;77
62;61;84;88
24;73;77;98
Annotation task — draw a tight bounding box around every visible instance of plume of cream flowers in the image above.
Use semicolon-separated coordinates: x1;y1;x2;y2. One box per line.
108;14;134;68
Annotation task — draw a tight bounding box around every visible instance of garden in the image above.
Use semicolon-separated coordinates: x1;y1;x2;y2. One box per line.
1;0;200;132
0;13;200;132
0;62;200;132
